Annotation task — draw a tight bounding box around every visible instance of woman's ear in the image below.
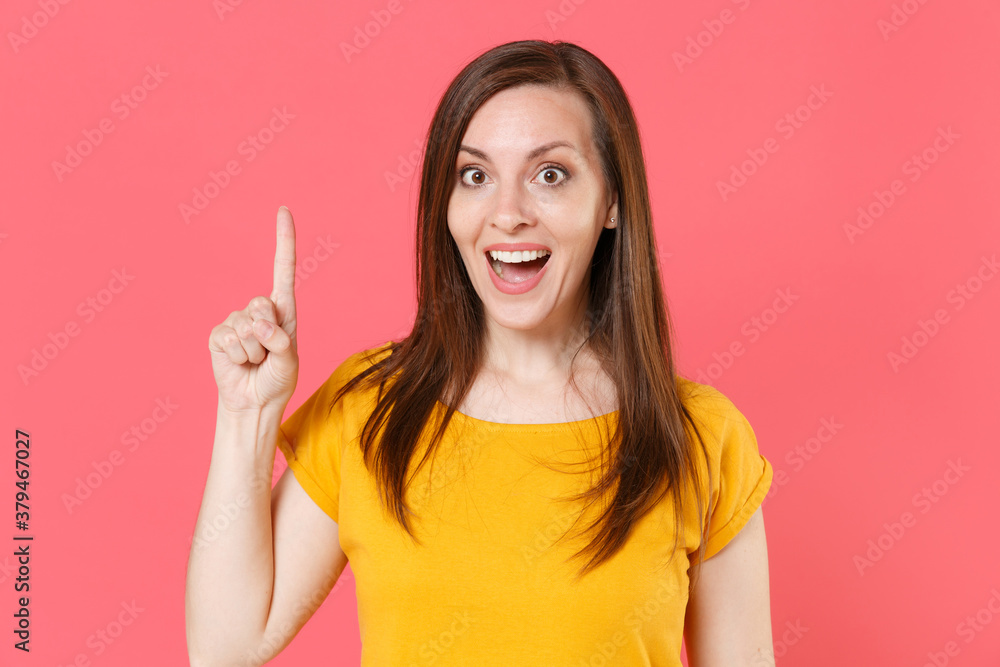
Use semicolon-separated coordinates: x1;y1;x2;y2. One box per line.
605;191;619;229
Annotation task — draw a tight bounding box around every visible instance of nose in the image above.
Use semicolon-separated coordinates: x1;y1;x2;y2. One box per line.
487;179;535;233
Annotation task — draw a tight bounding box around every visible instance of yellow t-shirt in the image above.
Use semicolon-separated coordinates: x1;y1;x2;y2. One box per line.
278;343;773;666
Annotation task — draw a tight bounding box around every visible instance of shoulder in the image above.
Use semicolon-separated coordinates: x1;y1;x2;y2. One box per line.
675;376;749;428
674;376;757;456
288;341;395;413
310;341;397;414
320;340;395;388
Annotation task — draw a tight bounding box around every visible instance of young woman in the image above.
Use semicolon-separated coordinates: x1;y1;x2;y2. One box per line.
186;39;775;666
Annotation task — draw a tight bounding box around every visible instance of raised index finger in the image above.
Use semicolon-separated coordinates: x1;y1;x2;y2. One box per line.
271;205;297;311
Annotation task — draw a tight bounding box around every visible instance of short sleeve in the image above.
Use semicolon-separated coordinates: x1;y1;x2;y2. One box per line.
277;359;355;523
684;383;773;561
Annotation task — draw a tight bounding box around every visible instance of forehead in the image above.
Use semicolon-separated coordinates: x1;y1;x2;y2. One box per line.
460;84;596;158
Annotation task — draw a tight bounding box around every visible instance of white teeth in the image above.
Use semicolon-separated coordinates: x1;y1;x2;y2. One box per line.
488;249;550;263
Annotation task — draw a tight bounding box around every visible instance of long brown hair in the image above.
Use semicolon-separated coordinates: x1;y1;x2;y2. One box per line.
330;39;713;587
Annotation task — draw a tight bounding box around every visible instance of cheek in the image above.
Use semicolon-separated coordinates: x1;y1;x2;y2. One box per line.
446;220;474;272
446;192;467;232
447;197;481;249
449;191;477;215
541;188;597;219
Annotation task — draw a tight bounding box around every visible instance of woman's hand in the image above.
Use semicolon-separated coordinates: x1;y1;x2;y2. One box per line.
208;206;299;415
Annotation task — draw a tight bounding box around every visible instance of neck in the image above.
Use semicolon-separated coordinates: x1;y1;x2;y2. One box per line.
480;288;595;387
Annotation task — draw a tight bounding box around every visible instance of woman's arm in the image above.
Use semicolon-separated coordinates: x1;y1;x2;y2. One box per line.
683;507;775;667
184;403;348;666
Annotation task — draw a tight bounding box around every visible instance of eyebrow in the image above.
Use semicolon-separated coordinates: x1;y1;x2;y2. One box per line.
458;140;577;163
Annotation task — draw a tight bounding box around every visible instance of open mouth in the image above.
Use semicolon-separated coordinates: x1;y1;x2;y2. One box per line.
486;249;551;284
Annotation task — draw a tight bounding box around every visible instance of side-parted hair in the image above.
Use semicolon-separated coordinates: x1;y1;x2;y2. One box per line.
329;39;713;587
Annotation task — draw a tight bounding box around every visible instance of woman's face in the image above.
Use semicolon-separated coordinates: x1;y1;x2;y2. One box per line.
447;84;618;334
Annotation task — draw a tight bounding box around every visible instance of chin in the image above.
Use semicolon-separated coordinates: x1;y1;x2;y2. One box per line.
483;301;550;330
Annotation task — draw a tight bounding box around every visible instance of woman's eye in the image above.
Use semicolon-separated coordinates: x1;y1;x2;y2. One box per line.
458;165;569;188
460;168;487;186
538;166;567;185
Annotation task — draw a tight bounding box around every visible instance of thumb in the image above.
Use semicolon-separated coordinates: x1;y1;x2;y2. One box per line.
253;317;297;369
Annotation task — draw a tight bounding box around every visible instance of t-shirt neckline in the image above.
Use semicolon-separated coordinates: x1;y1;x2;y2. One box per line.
435;399;619;432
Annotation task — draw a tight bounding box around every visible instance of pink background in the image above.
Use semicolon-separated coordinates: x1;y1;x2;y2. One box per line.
2;0;998;665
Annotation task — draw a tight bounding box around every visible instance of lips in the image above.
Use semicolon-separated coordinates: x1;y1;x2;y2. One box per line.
484;250;550;295
487;251;550;281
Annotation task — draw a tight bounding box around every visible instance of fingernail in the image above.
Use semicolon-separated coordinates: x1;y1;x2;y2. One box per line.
254;320;273;337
